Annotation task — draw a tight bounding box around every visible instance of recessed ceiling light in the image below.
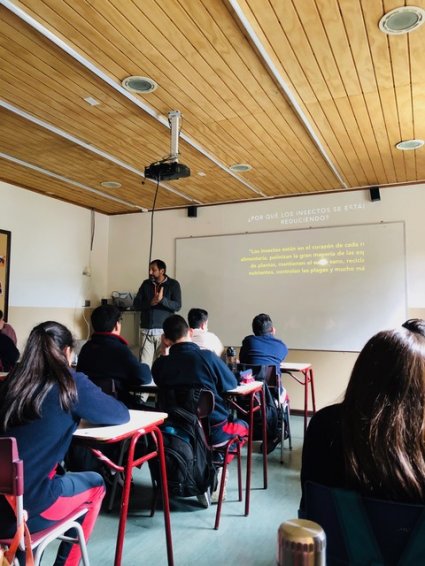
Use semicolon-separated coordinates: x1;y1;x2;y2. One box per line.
100;181;122;189
395;139;424;151
121;76;158;94
229;163;252;172
379;6;425;35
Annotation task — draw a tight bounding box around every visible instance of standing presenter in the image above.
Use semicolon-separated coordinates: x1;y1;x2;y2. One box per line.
133;259;182;366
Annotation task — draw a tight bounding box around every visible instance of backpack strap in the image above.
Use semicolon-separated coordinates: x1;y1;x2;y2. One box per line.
4;495;34;566
332;489;384;565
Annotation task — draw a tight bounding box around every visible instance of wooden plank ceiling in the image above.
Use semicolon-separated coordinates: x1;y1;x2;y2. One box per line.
0;0;423;215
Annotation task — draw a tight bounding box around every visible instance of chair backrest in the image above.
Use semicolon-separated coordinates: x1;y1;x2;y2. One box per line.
304;481;425;565
237;363;282;392
236;363;273;382
0;437;23;497
0;437;25;543
157;386;214;418
88;375;118;398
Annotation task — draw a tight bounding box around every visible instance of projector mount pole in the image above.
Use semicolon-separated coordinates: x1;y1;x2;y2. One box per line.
168;110;181;162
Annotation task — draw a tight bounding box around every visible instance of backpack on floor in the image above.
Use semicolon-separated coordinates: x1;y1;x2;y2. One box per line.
236;381;280;442
150;407;217;498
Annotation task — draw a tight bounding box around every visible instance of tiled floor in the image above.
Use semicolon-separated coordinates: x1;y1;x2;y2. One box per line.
44;416;305;565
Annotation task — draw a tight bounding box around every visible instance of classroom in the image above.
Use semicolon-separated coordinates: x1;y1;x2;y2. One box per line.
1;1;425;564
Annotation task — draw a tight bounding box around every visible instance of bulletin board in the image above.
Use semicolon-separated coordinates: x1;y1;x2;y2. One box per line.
0;230;11;319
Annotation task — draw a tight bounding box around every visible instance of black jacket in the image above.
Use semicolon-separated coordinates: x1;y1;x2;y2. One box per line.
0;333;19;372
133;276;181;329
77;333;152;406
152;341;238;426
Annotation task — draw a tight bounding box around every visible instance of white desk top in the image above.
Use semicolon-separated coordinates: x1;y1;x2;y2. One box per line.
74;409;167;442
281;362;312;371
227;380;263;395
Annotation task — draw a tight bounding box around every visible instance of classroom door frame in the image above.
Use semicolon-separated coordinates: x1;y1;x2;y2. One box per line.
0;229;11;320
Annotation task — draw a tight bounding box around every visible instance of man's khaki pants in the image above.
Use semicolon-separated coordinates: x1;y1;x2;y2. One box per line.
139;331;162;368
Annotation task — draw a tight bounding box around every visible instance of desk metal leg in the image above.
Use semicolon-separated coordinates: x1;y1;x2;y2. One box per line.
113;428;174;566
153;426;174;566
260;387;268;489
244;388;268;516
303;369;316;435
309;368;316;413
303;371;309;435
244;392;255;516
114;431;141;566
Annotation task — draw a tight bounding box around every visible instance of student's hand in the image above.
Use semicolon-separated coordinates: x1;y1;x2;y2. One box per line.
160;333;170;356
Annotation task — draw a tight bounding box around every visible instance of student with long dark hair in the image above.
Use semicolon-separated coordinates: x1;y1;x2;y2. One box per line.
301;324;425;507
0;321;129;565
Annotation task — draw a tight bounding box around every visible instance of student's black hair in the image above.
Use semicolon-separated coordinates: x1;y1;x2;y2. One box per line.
0;321;77;430
162;314;189;343
188;308;208;329
91;304;122;333
342;327;425;501
252;313;273;336
402;318;425;337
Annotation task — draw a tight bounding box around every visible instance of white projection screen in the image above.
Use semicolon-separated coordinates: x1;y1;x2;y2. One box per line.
176;222;407;351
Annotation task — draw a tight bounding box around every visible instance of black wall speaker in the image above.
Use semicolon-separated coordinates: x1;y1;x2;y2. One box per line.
369;187;381;202
187;205;198;218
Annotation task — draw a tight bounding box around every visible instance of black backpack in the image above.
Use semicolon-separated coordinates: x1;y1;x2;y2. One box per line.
150;389;217;498
251;382;280;442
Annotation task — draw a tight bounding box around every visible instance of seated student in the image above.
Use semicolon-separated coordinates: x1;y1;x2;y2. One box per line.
0;321;129;566
0;309;17;345
0;332;19;372
152;314;248;448
239;314;288;454
77;304;152;407
300;324;425;511
188;307;224;357
239;313;288;372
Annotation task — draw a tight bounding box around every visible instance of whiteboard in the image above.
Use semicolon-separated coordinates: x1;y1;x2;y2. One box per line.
176;222;407;351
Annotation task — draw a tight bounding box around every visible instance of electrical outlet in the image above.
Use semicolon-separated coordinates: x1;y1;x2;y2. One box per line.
84;299;91;307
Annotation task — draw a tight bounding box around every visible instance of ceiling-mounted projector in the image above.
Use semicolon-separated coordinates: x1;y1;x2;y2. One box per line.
144;110;190;181
145;160;190;181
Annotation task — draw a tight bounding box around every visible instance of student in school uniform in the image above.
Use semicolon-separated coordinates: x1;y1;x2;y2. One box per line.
0;321;129;566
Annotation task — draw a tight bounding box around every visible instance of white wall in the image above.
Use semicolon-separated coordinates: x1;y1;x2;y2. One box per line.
3;179;425;410
108;184;425;409
0;181;109;345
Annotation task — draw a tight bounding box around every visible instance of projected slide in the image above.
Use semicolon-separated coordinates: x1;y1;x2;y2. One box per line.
176;222;407;351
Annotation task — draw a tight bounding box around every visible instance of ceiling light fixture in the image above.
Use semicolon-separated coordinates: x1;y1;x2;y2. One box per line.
100;181;122;189
229;163;252;172
379;6;425;35
2;3;264;198
395;139;424;151
121;76;158;94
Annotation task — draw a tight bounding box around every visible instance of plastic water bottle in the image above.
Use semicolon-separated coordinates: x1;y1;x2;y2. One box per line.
277;519;326;565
